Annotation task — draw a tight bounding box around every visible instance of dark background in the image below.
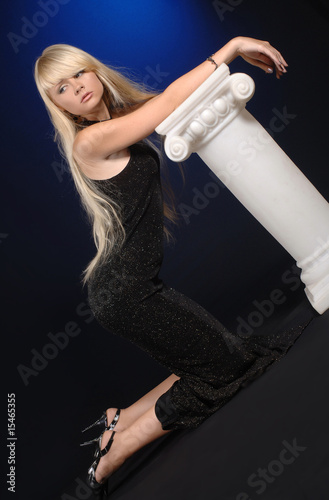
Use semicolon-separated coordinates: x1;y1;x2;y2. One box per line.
1;0;328;498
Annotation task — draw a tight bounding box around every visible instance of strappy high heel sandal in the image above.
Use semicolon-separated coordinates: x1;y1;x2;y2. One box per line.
86;430;116;500
81;408;121;436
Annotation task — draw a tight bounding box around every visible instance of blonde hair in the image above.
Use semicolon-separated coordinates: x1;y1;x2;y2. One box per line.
34;44;179;287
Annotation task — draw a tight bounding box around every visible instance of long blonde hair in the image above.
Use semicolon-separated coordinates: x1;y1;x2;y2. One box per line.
34;44;179;287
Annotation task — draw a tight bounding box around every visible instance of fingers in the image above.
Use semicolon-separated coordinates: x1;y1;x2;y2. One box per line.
241;54;285;79
238;37;288;79
266;61;285;80
263;40;288;65
261;41;288;76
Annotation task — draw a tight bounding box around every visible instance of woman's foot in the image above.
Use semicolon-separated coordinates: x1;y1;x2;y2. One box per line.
94;430;125;483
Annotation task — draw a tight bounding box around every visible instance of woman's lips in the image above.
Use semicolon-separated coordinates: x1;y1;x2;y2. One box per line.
81;92;93;103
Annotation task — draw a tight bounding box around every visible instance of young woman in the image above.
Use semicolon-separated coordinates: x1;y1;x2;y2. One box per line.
34;37;309;498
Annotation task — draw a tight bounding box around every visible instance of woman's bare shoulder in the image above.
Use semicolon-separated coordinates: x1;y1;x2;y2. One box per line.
73;132;131;180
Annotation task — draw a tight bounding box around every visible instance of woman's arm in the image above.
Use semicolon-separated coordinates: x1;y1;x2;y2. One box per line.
74;36;287;164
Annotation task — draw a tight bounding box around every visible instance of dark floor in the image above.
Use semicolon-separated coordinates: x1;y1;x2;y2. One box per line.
58;299;329;500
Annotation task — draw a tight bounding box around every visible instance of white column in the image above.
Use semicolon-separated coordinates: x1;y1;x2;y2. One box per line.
156;64;329;314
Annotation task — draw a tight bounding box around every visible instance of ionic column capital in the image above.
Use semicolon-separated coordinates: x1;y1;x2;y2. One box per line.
156;63;255;161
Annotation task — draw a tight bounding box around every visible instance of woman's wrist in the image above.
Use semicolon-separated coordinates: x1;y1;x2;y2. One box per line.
211;37;241;67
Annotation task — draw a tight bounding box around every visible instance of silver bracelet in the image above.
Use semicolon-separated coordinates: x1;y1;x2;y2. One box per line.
206;55;218;71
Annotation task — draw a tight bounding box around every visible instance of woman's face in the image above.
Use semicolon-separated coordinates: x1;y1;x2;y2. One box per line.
48;70;105;118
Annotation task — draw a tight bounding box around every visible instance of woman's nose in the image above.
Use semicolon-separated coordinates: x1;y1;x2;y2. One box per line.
74;83;85;95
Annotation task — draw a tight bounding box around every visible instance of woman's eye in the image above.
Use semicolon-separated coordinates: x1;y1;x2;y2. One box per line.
57;71;84;93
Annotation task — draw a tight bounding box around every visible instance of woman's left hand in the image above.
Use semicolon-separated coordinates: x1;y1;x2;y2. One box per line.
233;36;288;79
